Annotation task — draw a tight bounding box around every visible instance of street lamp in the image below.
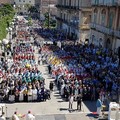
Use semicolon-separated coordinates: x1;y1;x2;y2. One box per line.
48;0;50;28
2;39;9;60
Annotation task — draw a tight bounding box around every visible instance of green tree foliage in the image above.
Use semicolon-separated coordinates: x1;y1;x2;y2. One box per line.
0;4;15;40
28;6;38;13
44;12;56;28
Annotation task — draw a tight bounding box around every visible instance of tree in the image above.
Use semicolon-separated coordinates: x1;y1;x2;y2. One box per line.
28;6;38;13
25;3;31;13
0;4;15;40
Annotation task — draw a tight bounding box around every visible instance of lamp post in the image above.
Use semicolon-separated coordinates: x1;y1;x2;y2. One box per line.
48;0;50;28
2;39;9;60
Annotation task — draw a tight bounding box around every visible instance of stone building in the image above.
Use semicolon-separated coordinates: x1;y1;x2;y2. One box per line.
90;0;120;50
0;0;14;4
14;0;40;14
40;0;57;16
56;0;92;43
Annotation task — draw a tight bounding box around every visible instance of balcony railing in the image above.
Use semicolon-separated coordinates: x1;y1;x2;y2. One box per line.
80;24;90;30
70;22;79;29
90;23;114;35
90;23;120;38
91;0;118;6
56;16;69;25
114;30;120;38
56;4;80;10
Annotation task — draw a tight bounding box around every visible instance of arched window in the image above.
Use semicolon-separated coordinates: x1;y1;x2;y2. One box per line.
108;12;114;28
93;8;98;23
101;9;106;26
106;38;111;49
99;38;103;47
95;0;99;4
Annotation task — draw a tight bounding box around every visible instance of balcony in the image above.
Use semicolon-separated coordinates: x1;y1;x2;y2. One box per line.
70;6;80;10
91;0;118;6
56;5;62;8
56;16;69;25
80;24;90;30
56;4;80;10
56;17;63;22
90;23;114;35
90;23;120;38
70;22;79;29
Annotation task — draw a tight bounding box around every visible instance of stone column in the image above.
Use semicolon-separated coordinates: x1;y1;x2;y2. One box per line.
112;7;119;50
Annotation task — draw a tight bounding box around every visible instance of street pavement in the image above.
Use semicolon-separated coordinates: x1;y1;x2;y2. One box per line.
4;47;97;120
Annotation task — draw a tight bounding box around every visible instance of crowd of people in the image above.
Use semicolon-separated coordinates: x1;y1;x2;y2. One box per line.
11;110;35;120
0;15;119;119
39;42;120;104
32;26;120;104
0;18;51;103
34;28;66;42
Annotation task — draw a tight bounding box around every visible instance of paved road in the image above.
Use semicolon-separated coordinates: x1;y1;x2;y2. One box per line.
35;114;92;120
4;47;97;120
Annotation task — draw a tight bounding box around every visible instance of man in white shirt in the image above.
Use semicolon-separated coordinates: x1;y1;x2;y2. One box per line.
12;112;20;120
69;94;74;111
26;111;35;120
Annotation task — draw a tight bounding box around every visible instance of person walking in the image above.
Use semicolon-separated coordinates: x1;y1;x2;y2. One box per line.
49;81;54;91
96;97;102;117
69;94;74;112
76;94;82;111
48;64;51;74
26;111;35;120
12;111;20;120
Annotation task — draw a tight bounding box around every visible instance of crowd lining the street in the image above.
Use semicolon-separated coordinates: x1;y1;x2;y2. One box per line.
36;27;120;106
0;18;51;103
0;17;119;119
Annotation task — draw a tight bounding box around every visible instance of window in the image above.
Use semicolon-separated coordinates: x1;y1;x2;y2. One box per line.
19;0;21;2
101;9;106;26
93;8;98;23
29;1;31;3
99;38;103;47
108;12;114;28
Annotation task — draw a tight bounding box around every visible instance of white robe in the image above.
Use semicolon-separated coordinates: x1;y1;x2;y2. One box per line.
26;113;35;120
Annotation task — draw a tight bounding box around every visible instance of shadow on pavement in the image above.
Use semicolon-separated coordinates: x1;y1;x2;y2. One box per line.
59;108;68;111
57;100;66;103
86;113;98;119
83;101;96;112
54;92;60;94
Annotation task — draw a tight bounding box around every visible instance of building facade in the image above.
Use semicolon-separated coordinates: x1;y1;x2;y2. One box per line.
14;0;40;14
90;0;120;50
40;0;57;17
56;0;92;43
0;0;14;4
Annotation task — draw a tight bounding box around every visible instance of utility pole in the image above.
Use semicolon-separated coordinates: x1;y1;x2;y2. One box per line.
48;0;50;28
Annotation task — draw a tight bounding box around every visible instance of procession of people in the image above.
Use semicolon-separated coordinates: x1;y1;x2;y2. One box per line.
33;22;120;113
0;17;51;103
38;42;119;103
0;15;119;120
